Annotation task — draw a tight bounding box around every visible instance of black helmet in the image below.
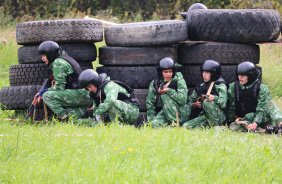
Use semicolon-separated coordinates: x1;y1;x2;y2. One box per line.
78;69;101;89
156;57;176;78
235;61;258;84
200;60;221;81
188;3;207;14
38;41;60;63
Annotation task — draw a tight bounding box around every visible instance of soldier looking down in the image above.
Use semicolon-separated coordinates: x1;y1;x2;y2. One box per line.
183;60;227;128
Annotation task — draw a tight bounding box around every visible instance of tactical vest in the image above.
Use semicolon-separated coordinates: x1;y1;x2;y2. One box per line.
58;55;82;89
234;80;261;118
153;77;178;112
90;80;140;107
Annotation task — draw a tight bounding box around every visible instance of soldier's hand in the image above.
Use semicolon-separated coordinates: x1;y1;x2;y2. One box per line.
248;122;258;130
36;96;43;105
194;99;202;108
205;95;215;102
158;87;169;94
51;80;55;87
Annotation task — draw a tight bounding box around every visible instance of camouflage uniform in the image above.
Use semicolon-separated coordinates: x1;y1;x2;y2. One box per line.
92;78;139;124
228;80;282;131
43;58;91;118
182;81;227;128
146;72;190;128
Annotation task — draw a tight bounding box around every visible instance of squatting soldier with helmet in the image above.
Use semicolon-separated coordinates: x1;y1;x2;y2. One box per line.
37;41;91;121
228;61;282;133
78;69;140;125
146;57;190;128
183;60;227;128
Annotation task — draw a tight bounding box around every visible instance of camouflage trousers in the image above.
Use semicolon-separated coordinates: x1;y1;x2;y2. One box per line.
229;101;282;132
151;95;191;128
101;100;139;124
182;100;225;128
43;89;91;118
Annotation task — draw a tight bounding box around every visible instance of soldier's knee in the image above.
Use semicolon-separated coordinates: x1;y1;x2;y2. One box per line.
42;91;51;101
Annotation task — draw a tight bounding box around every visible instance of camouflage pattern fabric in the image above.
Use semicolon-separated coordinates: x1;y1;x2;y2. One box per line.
228;80;282;131
146;72;190;128
182;83;227;128
92;80;139;124
43;58;91;118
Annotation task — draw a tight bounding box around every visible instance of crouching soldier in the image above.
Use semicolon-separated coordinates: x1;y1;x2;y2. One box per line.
183;60;227;128
146;57;190;128
228;61;282;133
37;41;91;121
78;69;140;124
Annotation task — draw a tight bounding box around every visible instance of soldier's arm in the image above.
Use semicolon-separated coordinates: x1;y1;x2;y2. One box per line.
227;83;236;123
165;76;188;106
94;81;118;116
48;59;73;91
253;84;271;126
146;81;157;122
213;83;228;109
188;89;198;107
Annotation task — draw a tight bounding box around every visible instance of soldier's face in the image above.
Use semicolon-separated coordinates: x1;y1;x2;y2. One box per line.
86;84;97;93
42;54;49;65
162;69;173;81
202;71;211;82
238;75;248;85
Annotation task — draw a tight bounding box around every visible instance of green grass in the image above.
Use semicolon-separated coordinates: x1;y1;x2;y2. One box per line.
0;22;282;183
1;122;282;183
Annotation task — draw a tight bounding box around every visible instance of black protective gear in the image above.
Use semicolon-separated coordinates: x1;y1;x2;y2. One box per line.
200;60;221;81
156;57;176;79
235;61;259;85
38;41;61;64
78;69;103;89
188;3;207;14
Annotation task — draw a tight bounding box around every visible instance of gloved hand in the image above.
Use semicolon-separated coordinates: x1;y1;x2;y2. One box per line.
95;114;101;122
39;89;48;97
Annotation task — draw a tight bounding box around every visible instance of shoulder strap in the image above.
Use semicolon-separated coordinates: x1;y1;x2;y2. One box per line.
234;81;240;102
58;55;82;75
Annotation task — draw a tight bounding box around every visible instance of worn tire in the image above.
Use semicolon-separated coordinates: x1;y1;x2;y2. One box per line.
178;43;260;65
9;63;93;86
0;85;41;110
18;43;97;64
16;19;103;45
134;89;148;111
181;65;262;86
99;46;177;66
187;9;281;43
96;66;157;89
105;20;188;46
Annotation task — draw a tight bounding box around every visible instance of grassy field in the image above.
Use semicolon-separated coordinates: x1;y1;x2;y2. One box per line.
0;22;282;183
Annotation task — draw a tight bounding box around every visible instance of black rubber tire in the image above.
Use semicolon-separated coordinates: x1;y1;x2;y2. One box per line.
99;46;177;66
177;42;260;65
181;65;262;86
9;63;93;86
187;9;281;43
18;43;97;64
105;20;188;46
0;85;41;110
16;19;103;45
134;89;148;111
96;66;157;89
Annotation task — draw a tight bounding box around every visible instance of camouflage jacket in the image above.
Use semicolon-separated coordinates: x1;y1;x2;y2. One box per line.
146;72;188;121
227;79;271;125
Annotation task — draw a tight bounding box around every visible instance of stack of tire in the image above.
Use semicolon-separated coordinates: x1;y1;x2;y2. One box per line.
0;19;103;120
98;20;188;125
100;9;281;125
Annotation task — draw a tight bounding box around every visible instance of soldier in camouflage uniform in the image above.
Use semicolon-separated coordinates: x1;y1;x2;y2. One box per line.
37;41;91;121
146;57;190;128
183;60;227;128
78;69;140;125
228;61;282;132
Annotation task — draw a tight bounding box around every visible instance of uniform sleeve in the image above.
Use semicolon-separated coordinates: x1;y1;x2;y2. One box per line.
165;76;188;106
48;59;74;91
253;84;271;125
227;83;236;123
94;82;119;116
188;89;198;107
146;81;157;122
214;83;227;109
